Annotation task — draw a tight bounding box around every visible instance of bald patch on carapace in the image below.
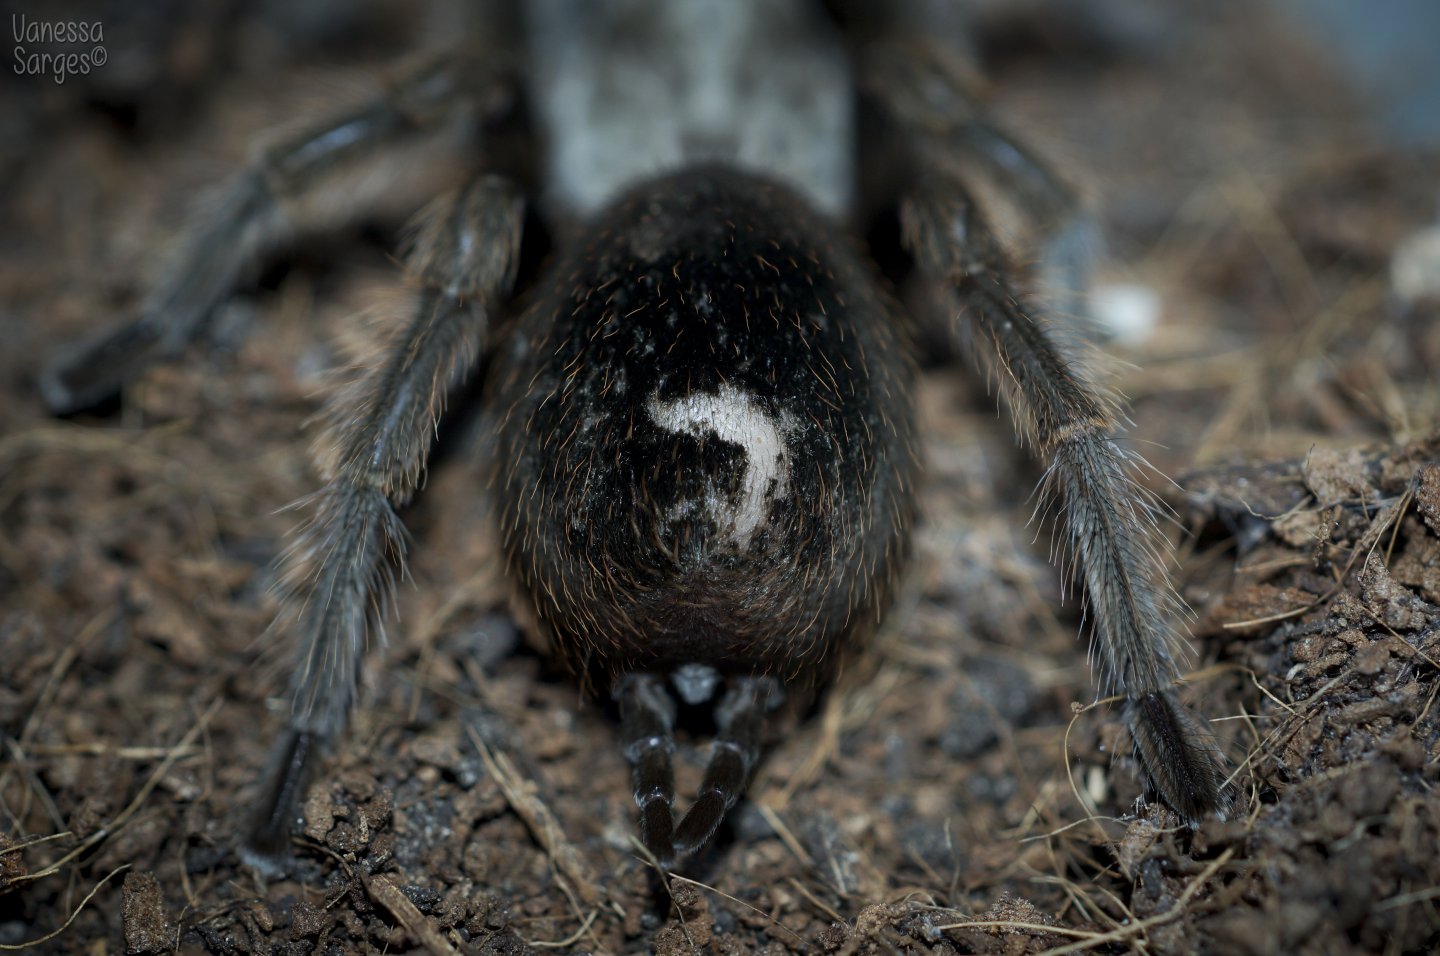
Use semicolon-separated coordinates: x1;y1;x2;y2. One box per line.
645;385;795;550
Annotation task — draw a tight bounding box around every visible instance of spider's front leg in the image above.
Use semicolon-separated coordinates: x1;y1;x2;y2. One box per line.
867;42;1227;821
860;38;1101;332
246;174;523;865
41;50;517;415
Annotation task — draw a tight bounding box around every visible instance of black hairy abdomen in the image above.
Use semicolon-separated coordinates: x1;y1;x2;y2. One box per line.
492;166;917;684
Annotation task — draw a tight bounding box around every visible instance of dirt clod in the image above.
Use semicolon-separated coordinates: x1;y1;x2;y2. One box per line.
121;871;171;954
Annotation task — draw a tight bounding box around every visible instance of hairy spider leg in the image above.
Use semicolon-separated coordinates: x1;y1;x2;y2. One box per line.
861;38;1102;334
864;41;1228;821
246;174;524;863
40;49;516;415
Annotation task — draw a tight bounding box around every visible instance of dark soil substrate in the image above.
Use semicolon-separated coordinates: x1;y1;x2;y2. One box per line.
3;2;1439;953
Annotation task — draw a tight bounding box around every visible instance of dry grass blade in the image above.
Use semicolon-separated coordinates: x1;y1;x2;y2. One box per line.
529;907;601;949
0;863;129;951
11;697;220;885
666;873;808;947
935;848;1235;954
363;872;462;956
467;727;604;909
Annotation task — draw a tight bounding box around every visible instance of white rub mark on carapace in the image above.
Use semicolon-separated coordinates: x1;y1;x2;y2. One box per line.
646;384;792;548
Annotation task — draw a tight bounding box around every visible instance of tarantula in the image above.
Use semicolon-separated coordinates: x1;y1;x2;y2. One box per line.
42;0;1226;868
